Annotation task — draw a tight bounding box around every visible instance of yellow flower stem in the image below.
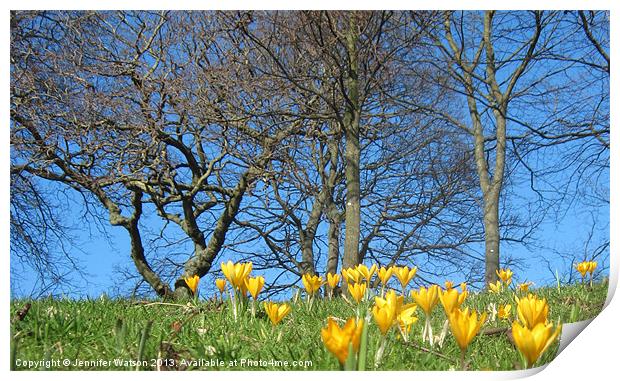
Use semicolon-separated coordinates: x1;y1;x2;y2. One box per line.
423;315;434;347
238;290;246;313
380;285;385;298
460;348;466;371
244;293;250;312
397;325;405;342
519;351;530;369
374;334;388;369
428;319;434;347
251;299;256;318
228;288;238;322
397;324;409;343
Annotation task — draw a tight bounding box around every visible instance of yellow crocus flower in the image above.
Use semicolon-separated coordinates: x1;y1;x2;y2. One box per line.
587;261;597;275
448;307;487;351
444;281;454;291
496;268;514;285
374;290;404;313
377;266;393;286
356;264;377;284
498;304;512;320
393;266;418;290
575;261;589;278
372;290;415;335
488;280;502;293
221;261;253;290
517;282;533;293
439;288;468;315
348;282;367;303
460;282;467;292
183;274;200;295
327;273;341;289
263;301;291;325
516;294;549;329
341;268;363;284
302;273;323;296
244;276;265;300
372;303;397;335
215;278;227;293
512;321;562;368
411;285;440;316
397;304;418;337
321;317;363;365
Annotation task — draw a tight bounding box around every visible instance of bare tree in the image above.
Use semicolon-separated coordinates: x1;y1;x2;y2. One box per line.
223;11;486;294
11;11;300;298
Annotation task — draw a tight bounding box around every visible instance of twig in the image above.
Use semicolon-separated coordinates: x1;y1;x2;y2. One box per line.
482;327;515;345
133;302;194;308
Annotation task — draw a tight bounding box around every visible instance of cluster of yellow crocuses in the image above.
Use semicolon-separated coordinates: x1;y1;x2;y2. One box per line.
575;260;598;287
575;260;597;278
180;262;577;370
300;264;419;303
320;279;562;369
218;261;290;323
335;264;419;297
318;280;484;369
488;268;534;294
512;294;562;368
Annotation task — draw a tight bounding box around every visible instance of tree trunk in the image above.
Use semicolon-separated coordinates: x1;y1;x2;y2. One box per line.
465;78;505;289
299;194;325;276
483;191;501;286
326;214;341;275
126;191;172;297
342;15;361;272
300;238;316;275
127;223;172;298
172;170;251;299
484;108;507;286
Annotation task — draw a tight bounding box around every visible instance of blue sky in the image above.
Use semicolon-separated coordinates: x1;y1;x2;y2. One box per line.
9;151;609;300
9;10;609;299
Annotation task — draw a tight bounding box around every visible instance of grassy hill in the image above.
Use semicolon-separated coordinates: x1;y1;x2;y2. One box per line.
10;281;608;371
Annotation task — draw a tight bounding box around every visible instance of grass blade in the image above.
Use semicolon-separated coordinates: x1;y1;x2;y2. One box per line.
136;321;153;370
357;317;369;371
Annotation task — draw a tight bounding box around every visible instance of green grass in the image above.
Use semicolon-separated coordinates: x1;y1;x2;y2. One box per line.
10;280;608;371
